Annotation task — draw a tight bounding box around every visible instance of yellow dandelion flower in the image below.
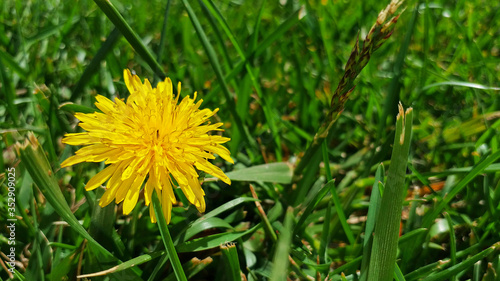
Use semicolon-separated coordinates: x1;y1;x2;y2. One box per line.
61;69;233;224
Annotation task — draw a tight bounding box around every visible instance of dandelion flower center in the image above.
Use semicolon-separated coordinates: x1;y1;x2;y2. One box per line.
61;69;233;223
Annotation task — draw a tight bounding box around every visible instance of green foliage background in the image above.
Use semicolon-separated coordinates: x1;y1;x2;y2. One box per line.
1;0;500;280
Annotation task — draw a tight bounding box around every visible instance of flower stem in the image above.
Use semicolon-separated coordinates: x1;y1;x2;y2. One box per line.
152;191;187;281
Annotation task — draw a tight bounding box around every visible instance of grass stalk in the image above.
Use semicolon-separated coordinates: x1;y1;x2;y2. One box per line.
292;0;405;203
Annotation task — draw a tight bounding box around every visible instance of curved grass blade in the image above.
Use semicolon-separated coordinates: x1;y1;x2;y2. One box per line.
420;81;500;92
294;179;334;235
15;132;114;259
422;242;499;281
93;0;166;80
183;217;233;241
193;197;258;223
59;102;98;114
77;251;165;278
176;224;260;253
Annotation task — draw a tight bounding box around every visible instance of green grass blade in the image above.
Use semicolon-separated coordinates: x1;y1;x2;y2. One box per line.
152;190;187;281
294;179;335;235
444;212;457;281
360;163;385;281
92;0;166;79
183;217;233;241
420;81;500;92
270;207;294;281
0;49;28;79
147;254;169;281
59;102;98;114
329;177;356;245
394;263;407;281
319;141;334;263
192;197;258;223
319;197;332;264
223;162;293;184
0;57;19;126
156;0;172;70
369;105;413;281
220;242;241;281
15;132;114;259
422;242;499;281
176;224;260;253
77;251;165;278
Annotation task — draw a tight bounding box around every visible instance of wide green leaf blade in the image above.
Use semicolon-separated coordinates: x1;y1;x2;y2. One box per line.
223;163;293;184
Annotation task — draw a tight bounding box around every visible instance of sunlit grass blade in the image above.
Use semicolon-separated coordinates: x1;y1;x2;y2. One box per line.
180;0;256;149
15;132;114;259
222;162;293;184
270;207;294;281
92;0;166;79
220;242;241;281
404;243;483;280
423;242;500;281
368;104;413;281
152;190;187;281
420;81;500;92
77;251;165;278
